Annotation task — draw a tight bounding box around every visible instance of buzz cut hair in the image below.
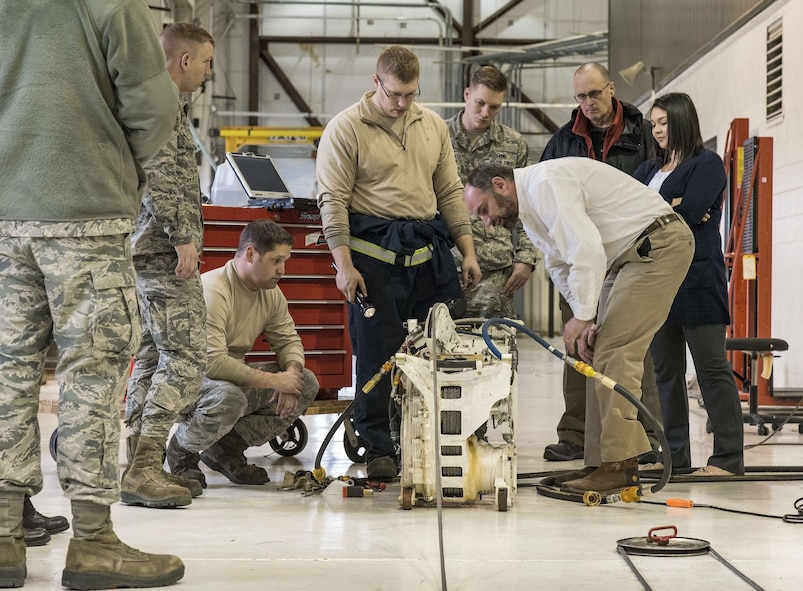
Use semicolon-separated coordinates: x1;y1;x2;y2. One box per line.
160;22;215;60
376;46;419;84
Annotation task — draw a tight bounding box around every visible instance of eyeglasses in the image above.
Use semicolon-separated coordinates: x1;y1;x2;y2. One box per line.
573;81;611;103
377;76;421;102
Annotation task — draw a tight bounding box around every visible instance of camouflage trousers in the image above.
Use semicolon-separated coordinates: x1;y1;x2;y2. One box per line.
173;362;319;453
462;266;518;319
125;253;207;440
0;233;139;503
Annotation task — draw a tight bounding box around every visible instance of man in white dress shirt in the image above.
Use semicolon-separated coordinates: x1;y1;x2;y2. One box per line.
464;158;694;495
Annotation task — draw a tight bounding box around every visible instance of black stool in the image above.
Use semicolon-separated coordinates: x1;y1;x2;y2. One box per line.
725;338;803;435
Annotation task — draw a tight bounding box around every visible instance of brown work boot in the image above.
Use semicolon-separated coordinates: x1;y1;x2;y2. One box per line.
125;433;201;497
120;433;139;484
200;429;269;485
0;492;26;588
121;436;192;508
63;500;183;590
538;465;596;487
166;435;207;489
561;457;640;495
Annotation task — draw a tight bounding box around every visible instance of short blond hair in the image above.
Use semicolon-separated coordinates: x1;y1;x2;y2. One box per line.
376;46;419;83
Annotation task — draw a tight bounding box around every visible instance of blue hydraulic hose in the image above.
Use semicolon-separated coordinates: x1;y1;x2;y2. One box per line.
480;317;672;496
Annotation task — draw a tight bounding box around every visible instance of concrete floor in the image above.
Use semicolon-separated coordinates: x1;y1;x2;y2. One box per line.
23;337;803;590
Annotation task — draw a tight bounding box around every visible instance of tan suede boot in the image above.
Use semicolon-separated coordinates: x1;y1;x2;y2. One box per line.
123;433;201;498
62;500;184;590
120;436;192;508
561;457;640;495
119;433;139;483
0;492;26;588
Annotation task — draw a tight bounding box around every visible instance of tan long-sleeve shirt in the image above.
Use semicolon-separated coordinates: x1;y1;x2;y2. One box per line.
316;91;471;250
202;260;305;385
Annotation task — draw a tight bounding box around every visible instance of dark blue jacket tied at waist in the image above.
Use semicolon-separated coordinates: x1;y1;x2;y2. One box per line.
349;213;459;287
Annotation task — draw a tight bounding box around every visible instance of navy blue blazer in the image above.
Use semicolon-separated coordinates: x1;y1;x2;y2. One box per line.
634;149;730;326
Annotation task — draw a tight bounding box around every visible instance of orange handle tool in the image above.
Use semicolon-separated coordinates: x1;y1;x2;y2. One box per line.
666;498;694;508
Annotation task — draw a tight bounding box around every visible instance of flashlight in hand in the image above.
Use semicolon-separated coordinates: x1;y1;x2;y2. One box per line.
354;290;376;318
331;262;376;318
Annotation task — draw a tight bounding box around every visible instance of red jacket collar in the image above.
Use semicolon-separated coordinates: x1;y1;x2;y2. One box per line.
571;98;625;161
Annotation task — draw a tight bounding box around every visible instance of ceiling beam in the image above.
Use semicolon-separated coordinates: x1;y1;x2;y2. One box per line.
259;45;323;127
425;0;461;36
473;0;525;36
259;35;544;47
248;3;260;126
512;84;559;133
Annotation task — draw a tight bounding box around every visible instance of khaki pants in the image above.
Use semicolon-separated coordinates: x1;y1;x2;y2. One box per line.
583;219;694;464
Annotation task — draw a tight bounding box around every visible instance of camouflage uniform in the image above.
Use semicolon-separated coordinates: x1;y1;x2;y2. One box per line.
173;362;319;452
125;96;207;440
446;111;539;318
0;220;139;503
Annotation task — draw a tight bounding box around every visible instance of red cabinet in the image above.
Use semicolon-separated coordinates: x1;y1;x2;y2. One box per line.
202;204;352;399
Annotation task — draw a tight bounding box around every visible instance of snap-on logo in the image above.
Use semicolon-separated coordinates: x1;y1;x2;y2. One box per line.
299;211;321;222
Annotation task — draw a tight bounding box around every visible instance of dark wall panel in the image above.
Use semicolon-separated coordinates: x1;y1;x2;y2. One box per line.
610;0;769;103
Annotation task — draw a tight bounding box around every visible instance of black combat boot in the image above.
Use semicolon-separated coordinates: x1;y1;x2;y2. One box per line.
166;435;207;489
23;494;69;535
200;429;269;485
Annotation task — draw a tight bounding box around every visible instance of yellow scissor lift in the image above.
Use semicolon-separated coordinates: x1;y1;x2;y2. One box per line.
217;126;323;155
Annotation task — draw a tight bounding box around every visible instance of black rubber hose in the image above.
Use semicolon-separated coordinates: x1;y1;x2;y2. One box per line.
480;317;672;495
313;397;360;475
313;359;395;476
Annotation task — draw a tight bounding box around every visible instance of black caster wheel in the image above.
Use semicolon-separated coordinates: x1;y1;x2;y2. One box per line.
497;487;509;512
757;424;769;436
772;422;783;432
343;421;368;464
268;418;308;457
798;424;803;434
49;428;58;461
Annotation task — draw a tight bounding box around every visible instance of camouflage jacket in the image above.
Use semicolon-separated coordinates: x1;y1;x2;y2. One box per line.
446;112;538;271
131;94;203;256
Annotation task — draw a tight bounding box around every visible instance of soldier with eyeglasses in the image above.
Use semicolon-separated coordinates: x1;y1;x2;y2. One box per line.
316;45;481;481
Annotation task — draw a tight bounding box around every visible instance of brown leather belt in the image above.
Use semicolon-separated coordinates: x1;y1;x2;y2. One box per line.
637;213;681;241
